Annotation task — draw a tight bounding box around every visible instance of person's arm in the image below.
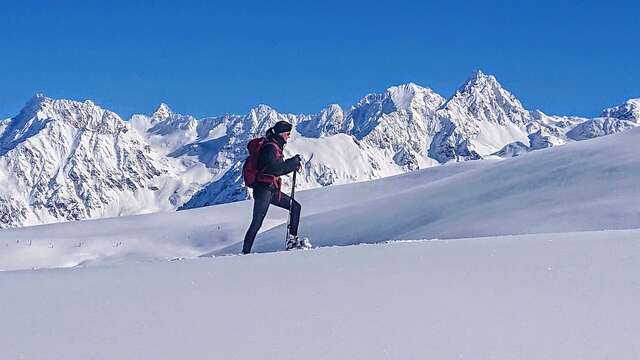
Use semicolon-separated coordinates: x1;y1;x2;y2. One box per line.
259;145;300;176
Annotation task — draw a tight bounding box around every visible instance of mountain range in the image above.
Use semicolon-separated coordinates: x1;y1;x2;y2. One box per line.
1;70;638;228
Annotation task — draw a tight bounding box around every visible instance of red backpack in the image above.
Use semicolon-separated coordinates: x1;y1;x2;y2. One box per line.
242;137;283;188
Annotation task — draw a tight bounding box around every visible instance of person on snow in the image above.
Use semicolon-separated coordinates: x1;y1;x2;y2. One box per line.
242;120;310;254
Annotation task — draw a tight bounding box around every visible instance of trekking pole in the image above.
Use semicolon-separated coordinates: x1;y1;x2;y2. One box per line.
290;170;297;204
286;170;297;243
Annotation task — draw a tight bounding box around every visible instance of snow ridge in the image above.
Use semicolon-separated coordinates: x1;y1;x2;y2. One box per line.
0;96;173;228
0;72;638;228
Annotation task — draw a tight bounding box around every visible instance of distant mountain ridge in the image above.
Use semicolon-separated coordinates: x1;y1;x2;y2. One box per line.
1;71;638;228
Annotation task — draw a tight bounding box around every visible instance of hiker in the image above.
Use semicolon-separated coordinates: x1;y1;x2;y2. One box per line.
242;120;309;254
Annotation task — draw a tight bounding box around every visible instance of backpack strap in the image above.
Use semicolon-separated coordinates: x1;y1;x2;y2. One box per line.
262;140;283;159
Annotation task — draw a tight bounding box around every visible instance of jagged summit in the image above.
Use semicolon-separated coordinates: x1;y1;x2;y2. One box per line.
342;83;445;139
296;104;345;137
251;104;275;112
385;82;443;112
323;103;343;113
16;93;51;119
439;70;529;126
22;94;100;112
444;69;499;99
0;94;170;228
4;96;127;143
601;98;640;122
386;82;424;95
25;93;47;106
247;104;279;119
245;104;280;129
152;102;173;119
427;71;534;163
469;69;488;80
453;70;503;96
454;70;517;100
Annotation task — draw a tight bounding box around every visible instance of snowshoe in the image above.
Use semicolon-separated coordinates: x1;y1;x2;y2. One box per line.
286;234;298;250
286;234;312;250
297;237;312;249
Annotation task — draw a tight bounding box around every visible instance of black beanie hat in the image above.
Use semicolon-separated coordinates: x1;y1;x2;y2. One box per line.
271;120;292;134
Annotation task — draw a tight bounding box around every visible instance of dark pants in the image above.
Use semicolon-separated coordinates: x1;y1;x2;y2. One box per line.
242;186;301;254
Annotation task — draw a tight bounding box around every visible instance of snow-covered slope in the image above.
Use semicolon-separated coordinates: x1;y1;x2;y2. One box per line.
3;128;640;359
2;127;640;271
3;95;640;360
215;125;640;254
2;230;639;360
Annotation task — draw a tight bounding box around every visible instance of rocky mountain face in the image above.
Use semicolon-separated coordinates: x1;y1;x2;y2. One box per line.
181;83;447;208
601;98;640;120
1;73;638;228
0;95;174;228
564;99;640;141
429;70;533;163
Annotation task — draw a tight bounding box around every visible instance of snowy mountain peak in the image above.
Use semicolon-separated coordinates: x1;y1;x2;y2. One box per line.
296;104;345;137
152;103;174;121
324;103;343;113
245;104;283;127
129;102;202;157
447;69;500;97
0;95;172;228
601;98;640;122
17;94;50;119
6;96;142;145
459;70;518;102
386;82;421;97
385;83;444;112
469;69;487;80
245;104;293;133
343;83;445;139
2;74;639;229
428;72;533;163
320;104;344;119
315;103;344;125
439;70;529;126
8;96;127;138
249;104;276;116
24;93;47;108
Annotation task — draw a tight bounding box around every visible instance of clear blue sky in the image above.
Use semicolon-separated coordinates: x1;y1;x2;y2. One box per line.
1;0;638;119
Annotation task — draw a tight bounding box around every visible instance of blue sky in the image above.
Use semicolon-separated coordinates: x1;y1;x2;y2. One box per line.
1;0;638;119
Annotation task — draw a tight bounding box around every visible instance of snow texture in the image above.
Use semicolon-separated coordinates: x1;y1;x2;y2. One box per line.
1;230;639;359
1;122;640;360
2;127;640;271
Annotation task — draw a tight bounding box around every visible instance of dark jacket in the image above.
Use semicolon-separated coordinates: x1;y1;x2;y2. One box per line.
255;135;299;191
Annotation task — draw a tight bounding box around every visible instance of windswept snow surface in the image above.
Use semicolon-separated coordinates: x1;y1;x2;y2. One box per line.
2;230;640;359
1;127;640;271
2;125;640;360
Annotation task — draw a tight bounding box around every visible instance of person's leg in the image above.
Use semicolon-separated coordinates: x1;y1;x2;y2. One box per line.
271;191;301;236
242;188;272;254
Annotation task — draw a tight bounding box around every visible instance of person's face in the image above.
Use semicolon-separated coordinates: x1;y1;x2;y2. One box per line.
281;131;291;141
